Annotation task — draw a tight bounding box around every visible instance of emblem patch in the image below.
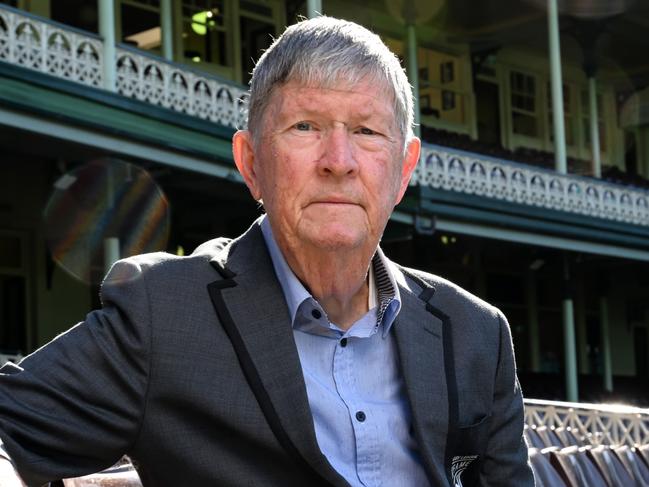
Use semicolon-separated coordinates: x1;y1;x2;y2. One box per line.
451;455;478;487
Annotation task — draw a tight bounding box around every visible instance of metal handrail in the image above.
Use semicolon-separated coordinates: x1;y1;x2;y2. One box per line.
524;398;649;446
414;143;649;226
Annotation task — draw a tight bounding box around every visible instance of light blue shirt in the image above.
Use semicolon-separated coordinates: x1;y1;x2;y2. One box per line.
260;217;429;487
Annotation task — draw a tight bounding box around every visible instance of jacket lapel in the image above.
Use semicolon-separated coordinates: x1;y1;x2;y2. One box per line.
393;271;452;486
206;222;346;486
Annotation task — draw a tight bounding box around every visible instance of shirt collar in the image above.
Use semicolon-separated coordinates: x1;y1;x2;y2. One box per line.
260;215;401;337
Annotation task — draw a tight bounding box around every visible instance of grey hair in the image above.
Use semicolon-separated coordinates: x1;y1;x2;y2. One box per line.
245;16;414;145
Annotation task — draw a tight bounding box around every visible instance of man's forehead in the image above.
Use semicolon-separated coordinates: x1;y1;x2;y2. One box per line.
270;78;396;118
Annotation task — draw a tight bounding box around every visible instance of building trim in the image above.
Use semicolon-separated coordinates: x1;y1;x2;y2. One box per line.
420;187;649;241
0;61;235;139
419;196;649;250
0;107;238;180
391;210;649;262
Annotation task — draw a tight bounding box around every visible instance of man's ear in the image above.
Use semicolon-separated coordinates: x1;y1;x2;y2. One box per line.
395;136;421;204
232;130;262;201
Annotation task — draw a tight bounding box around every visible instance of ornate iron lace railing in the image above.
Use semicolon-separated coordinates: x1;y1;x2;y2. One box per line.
524;398;649;446
3;4;649;224
0;6;102;86
0;4;246;129
415;143;649;226
115;46;246;128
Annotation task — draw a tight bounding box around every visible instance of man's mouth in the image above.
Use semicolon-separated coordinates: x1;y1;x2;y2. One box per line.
311;196;359;206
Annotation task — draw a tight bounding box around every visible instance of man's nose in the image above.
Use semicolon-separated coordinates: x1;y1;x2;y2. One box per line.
317;127;358;177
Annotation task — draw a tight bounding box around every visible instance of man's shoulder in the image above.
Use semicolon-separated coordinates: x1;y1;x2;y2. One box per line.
102;237;234;286
192;236;234;258
394;264;499;319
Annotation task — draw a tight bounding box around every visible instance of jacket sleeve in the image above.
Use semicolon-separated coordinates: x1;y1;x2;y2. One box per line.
479;310;535;486
0;259;151;487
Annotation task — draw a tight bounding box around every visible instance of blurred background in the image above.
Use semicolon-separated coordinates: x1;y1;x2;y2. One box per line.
1;0;649;412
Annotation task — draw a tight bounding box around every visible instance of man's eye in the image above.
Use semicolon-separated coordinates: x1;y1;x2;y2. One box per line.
294;122;312;131
358;127;376;135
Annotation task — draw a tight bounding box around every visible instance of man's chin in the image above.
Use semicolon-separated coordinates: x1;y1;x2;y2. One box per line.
302;231;368;253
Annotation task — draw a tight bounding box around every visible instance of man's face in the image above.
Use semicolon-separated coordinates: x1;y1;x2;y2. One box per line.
233;78;420;254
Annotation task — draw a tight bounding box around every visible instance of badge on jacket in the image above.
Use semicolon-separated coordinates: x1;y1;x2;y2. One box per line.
451;455;478;487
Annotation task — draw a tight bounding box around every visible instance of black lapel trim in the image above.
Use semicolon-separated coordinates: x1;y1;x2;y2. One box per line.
399;267;459;486
207;261;332;487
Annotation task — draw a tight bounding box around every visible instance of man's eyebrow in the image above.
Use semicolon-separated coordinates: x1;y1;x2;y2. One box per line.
280;104;390;122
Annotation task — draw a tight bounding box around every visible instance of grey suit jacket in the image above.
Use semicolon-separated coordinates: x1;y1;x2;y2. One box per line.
0;220;533;486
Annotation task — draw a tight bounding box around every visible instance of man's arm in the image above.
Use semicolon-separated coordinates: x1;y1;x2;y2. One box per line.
0;441;27;487
0;259;152;486
479;310;535;486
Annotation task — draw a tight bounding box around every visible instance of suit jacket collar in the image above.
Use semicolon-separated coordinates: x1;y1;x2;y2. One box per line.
208;220;346;486
207;220;452;486
391;266;453;485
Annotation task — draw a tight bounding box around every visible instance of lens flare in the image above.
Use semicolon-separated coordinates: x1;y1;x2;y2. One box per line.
43;159;170;285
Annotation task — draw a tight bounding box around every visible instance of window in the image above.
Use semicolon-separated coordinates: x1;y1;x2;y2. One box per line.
547;83;574;145
51;0;98;33
121;0;162;53
383;38;467;127
510;71;538;137
417;47;466;125
181;0;229;67
239;5;276;85
179;0;279;82
580;90;606;153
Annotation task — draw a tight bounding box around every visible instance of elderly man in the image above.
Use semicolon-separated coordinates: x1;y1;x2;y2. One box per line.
0;16;533;487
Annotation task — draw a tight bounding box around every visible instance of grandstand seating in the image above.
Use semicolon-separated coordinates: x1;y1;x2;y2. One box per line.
529;448;567;486
60;398;649;486
616;446;649;485
527;443;649;486
525;399;649;486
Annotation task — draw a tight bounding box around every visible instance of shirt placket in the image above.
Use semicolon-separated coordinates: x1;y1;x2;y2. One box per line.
332;337;381;487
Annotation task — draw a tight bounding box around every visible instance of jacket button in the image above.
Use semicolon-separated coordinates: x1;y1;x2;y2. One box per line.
355;411;366;422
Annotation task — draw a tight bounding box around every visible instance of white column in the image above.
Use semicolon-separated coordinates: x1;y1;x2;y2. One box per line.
172;1;184;64
104;237;120;273
98;0;116;91
547;0;567;174
406;24;421;137
231;0;242;84
576;273;589;374
638;128;648;178
588;77;602;177
600;297;613;392
563;299;578;401
562;256;578;402
160;0;173;61
103;162;119;273
306;0;322;18
526;272;541;372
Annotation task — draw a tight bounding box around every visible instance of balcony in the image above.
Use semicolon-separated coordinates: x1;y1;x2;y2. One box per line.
2;3;649;233
414;144;649;228
0;4;246;130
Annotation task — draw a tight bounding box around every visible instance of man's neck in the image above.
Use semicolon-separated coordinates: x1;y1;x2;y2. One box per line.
278;240;376;330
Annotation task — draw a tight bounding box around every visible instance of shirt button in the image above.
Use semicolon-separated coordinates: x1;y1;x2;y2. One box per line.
340;338;348;347
311;309;322;319
355;411;366;422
